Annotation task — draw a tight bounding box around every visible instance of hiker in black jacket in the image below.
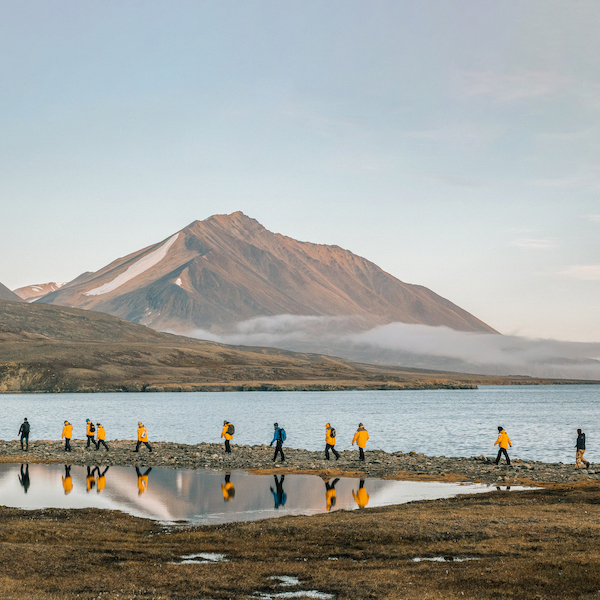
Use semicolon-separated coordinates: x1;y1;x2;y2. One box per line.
18;418;30;451
576;429;591;469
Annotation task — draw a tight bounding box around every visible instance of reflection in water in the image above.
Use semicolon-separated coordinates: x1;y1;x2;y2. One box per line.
352;479;369;509
0;464;532;525
270;475;286;509
324;478;339;511
18;464;30;494
136;467;152;496
62;465;73;495
221;473;235;502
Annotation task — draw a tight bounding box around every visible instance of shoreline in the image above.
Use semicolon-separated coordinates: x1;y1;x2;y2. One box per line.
0;440;595;485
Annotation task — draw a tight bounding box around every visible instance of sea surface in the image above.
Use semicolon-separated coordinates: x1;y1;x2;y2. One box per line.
0;464;518;525
1;385;599;464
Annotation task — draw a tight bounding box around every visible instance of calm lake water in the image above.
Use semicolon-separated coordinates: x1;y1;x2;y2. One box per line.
1;385;599;463
0;464;515;524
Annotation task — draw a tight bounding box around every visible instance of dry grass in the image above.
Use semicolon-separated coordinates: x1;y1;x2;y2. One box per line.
1;483;600;599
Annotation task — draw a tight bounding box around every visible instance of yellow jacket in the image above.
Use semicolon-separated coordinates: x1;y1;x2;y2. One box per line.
326;424;336;446
97;475;106;493
86;475;95;492
221;424;233;441
138;474;148;495
96;425;105;441
86;421;94;437
352;427;369;449
62;423;73;439
326;488;336;512
494;430;512;449
353;487;370;508
221;482;234;501
62;476;73;495
138;425;148;442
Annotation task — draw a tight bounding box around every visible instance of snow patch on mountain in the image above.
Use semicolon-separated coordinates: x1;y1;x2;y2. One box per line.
84;233;179;297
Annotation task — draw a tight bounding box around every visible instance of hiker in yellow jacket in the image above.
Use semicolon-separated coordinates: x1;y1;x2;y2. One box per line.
86;466;95;492
494;426;512;465
95;423;109;451
136;466;152;495
325;423;340;460
352;479;370;509
62;465;73;495
95;466;109;493
352;423;369;461
325;478;340;512
62;421;73;452
85;419;95;448
221;421;234;454
134;422;153;453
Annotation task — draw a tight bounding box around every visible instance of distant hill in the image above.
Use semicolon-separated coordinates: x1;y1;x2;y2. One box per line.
38;212;497;335
0;283;23;302
14;281;67;302
0;300;562;393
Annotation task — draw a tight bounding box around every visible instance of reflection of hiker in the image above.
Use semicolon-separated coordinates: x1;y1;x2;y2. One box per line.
62;465;73;495
270;423;286;463
352;479;369;509
86;419;96;448
494;426;512;465
18;418;30;451
352;423;369;461
62;421;73;452
576;429;591;469
325;423;340;461
270;474;287;509
94;466;109;493
136;466;152;495
221;473;235;502
134;422;153;452
221;421;234;454
18;464;30;494
86;466;96;492
325;478;340;512
95;423;109;451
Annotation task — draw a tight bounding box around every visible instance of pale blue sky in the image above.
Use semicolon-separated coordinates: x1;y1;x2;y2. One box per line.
1;1;599;342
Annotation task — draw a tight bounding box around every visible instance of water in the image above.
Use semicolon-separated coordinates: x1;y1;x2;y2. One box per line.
0;463;518;525
1;385;599;463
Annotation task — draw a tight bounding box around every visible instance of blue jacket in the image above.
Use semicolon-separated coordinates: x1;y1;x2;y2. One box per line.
271;427;284;445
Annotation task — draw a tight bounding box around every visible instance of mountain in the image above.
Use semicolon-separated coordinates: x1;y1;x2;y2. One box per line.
38;212;496;335
14;281;67;302
0;299;576;393
0;283;23;302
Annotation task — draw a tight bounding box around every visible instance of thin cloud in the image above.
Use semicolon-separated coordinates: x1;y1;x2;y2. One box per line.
588;214;600;223
463;70;568;101
559;265;600;281
511;238;556;249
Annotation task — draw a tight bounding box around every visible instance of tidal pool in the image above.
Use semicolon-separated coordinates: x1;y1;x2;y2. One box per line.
0;463;528;525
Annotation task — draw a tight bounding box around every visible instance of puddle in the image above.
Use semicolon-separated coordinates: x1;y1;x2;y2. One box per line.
254;592;335;599
412;557;479;562
0;464;533;525
173;552;228;564
269;576;301;587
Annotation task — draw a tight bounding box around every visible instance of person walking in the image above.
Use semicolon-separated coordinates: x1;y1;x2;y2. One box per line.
86;466;96;492
352;479;370;509
325;423;340;460
576;429;591;469
221;473;235;502
270;474;287;509
94;466;109;493
85;419;96;448
494;426;512;465
325;477;340;512
134;422;153;452
221;421;234;454
352;423;369;461
62;465;73;495
95;423;109;451
270;423;286;463
18;464;30;494
62;421;73;452
136;466;152;495
18;418;30;451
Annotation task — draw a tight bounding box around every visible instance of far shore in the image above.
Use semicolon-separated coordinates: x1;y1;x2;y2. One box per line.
0;439;595;485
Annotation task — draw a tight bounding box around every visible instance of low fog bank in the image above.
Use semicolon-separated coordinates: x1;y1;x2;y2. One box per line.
186;315;600;380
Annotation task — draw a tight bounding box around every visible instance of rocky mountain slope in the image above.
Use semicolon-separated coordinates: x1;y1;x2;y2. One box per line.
14;281;67;302
38;212;496;335
0;282;23;302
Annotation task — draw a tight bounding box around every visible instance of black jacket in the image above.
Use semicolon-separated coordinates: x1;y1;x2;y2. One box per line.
576;433;586;450
19;422;30;437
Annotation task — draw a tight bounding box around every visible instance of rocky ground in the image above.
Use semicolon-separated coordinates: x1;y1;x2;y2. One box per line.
0;439;595;484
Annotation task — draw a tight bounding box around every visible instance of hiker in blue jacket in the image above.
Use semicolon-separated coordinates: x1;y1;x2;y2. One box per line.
270;422;285;463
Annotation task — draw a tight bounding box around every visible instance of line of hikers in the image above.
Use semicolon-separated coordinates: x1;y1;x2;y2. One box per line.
15;419;593;469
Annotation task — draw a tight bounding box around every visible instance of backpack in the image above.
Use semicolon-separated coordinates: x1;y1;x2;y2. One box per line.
227;423;235;436
21;422;30;436
279;428;287;442
330;428;336;438
89;423;95;433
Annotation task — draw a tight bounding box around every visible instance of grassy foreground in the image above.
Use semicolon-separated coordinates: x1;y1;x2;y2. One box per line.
1;483;600;599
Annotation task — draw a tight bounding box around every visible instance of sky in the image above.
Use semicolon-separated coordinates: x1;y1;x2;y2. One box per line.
1;0;599;343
